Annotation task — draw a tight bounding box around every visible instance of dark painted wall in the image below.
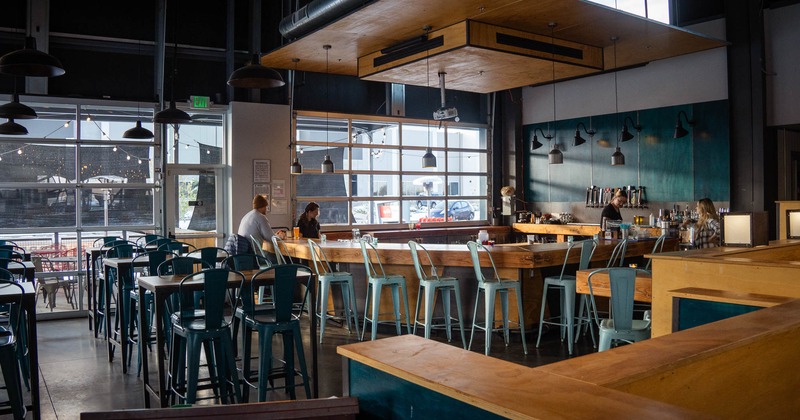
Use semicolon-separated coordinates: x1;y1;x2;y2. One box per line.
524;100;730;204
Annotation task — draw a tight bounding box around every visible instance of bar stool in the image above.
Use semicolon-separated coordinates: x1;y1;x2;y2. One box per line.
536;239;597;355
308;239;359;343
408;241;465;348
240;265;312;402
272;235;309;318
466;241;528;356
0;272;26;420
168;269;242;405
359;240;411;341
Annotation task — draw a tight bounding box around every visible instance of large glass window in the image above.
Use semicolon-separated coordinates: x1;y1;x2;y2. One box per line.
0;100;160;231
587;0;670;24
295;113;489;227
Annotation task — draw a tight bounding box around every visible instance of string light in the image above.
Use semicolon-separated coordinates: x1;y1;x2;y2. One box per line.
63;121;70;128
17;149;22;154
126;154;130;160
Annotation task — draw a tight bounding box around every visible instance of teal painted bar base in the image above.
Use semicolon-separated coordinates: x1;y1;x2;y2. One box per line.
347;360;502;420
677;298;761;331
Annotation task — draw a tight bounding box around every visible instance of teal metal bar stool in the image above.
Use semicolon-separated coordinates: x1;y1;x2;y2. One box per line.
359;240;411;341
536;239;597;355
224;253;272;356
466;241;528;356
587;267;652;351
168;268;243;405
127;250;173;376
308;239;359;343
408;241;466;348
0;271;26;420
239;264;312;402
272;235;309;318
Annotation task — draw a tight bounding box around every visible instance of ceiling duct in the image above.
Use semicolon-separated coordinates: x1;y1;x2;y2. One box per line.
279;0;369;40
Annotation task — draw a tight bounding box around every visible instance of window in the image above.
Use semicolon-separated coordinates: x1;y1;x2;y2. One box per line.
586;0;670;24
0;99;159;231
294;113;489;228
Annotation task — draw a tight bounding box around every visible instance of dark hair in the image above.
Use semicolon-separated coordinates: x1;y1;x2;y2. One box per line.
299;202;320;223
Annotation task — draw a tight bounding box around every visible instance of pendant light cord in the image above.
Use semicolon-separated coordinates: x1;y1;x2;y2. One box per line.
325;45;330;152
550;22;556;143
613;36;619;147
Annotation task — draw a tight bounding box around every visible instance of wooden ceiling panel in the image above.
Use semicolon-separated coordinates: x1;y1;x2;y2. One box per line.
261;0;727;93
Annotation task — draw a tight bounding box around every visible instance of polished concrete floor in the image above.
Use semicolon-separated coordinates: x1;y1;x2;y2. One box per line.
23;313;596;419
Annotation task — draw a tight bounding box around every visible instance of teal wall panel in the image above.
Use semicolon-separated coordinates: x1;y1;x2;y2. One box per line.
524;100;730;204
348;360;502;420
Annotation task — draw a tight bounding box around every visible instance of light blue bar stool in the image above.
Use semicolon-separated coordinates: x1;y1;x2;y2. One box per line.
408;241;466;348
308;239;360;343
466;241;528;356
359;240;411;341
536;239;597;355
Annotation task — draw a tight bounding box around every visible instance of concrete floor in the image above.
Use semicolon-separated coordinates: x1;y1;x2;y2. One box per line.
19;312;595;419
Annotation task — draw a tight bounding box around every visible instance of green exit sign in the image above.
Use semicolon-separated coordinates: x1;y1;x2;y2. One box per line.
190;95;211;109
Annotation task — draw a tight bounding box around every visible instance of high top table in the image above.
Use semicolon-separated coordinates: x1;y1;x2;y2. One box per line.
136;269;317;408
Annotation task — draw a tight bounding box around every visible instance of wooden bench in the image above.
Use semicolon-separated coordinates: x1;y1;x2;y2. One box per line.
79;397;359;419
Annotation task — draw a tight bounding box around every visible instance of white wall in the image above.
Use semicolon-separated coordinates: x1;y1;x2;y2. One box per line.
227;102;292;235
766;4;800;127
523;19;729;124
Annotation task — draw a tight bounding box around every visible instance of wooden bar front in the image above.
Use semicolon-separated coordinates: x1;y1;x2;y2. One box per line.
267;237;674;328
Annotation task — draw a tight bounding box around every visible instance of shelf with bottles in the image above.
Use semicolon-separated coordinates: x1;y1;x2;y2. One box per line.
585;185;648;208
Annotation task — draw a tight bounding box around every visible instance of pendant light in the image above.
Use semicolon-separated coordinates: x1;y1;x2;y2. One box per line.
422;28;437;168
154;4;191;125
546;23;562;165
0;119;28;135
0;93;37;120
227;53;285;89
610;36;625;166
320;45;334;174
123;40;154;139
0;36;65;78
289;58;302;174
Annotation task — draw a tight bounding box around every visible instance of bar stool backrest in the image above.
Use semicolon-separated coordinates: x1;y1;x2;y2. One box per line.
243;264;311;323
93;236;119;247
408;241;439;282
644;235;667;271
307;240;333;275
0;249;24;262
556;239;597;280
223;254;270;271
271;236;294;265
157;256;209;276
466;241;501;283
359;240;386;279
606;239;628;268
178;269;240;329
0;274;25;340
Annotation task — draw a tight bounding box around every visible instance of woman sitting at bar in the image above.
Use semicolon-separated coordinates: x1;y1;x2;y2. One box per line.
690;197;720;248
297;202;321;239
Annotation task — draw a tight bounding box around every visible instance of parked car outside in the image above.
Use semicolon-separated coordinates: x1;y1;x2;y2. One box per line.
429;200;475;221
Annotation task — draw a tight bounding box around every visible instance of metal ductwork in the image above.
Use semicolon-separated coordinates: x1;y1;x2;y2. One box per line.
279;0;367;40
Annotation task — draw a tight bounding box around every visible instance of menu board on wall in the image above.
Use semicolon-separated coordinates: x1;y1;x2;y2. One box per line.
253;159;271;183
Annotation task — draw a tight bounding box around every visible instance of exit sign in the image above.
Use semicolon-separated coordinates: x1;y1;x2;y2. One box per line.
190;95;211;109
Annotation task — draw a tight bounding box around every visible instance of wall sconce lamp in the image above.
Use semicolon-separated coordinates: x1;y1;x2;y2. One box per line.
530;127;551;152
620;116;643;142
674;110;695;138
574;122;596;146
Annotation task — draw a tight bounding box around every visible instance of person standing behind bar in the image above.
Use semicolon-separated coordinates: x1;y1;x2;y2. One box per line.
297;202;321;239
689;197;720;248
600;189;627;225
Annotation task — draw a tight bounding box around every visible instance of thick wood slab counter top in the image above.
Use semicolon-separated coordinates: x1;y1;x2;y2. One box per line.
648;240;800;337
338;335;705;419
538;299;800;418
268;238;676;270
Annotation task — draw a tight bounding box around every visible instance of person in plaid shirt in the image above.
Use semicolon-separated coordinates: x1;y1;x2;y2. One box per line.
692;198;720;248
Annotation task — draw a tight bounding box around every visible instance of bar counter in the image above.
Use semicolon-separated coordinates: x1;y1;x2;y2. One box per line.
267;237;676;328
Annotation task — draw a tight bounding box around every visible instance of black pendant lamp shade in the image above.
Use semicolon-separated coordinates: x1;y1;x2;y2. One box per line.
422;147;437;168
321;155;334;173
228;54;285;89
290;157;302;174
611;146;625;166
123;120;155;139
548;144;563;164
0;94;37;119
0;119;28;135
0;36;65;78
154;99;192;125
